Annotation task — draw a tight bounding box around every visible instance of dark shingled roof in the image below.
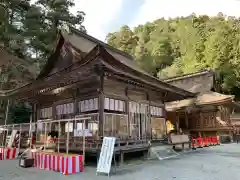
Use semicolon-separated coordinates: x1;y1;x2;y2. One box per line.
8;27;196;100
163;70;215;93
165;92;234;112
163;69;213;83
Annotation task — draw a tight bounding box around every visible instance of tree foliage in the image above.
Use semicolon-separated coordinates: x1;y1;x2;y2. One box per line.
9;102;32;124
106;14;240;97
0;0;85;123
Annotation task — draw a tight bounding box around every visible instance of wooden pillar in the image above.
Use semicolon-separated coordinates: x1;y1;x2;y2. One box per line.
185;112;189;129
200;112;203;128
32;103;37;122
162;92;167;136
4;100;10;126
176;112;180;133
98;68;104;138
147;93;151;140
125;88;130;137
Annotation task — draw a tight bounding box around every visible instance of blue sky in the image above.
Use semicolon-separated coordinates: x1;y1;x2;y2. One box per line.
71;0;240;41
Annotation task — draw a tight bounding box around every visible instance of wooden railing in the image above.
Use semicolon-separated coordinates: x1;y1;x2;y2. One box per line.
32;137;150;153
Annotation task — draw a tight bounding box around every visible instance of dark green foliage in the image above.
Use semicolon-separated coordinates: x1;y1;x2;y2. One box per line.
0;0;85;123
9;102;32;124
106;14;240;98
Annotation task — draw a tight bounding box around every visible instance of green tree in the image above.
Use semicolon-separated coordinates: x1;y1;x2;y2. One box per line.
26;0;86;67
9;102;32;124
0;0;86;123
106;14;240;99
107;25;138;56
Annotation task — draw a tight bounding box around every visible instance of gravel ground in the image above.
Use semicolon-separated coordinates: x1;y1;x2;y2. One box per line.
1;144;240;180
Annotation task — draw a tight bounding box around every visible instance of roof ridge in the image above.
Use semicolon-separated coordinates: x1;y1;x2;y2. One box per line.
163;69;214;82
69;26;134;60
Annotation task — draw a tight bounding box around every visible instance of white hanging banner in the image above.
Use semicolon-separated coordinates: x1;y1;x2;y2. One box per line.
96;137;116;176
65;122;73;132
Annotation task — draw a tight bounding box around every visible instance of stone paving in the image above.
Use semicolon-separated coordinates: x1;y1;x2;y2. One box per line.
1;144;240;180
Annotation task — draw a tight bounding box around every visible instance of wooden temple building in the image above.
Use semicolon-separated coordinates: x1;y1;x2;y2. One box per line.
230;102;240;134
164;70;236;139
4;27;195;154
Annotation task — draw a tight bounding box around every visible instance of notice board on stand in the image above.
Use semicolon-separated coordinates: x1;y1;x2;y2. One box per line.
96;137;116;176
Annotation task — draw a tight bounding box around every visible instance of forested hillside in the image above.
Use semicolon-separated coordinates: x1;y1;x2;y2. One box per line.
0;0;85;123
106;13;240;97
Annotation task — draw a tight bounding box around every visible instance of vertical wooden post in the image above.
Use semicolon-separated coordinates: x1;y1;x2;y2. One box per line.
4;100;10;127
99;93;104;138
57;121;60;153
18;124;22;152
29;115;33;148
98;67;105;138
138;104;141;140
162;92;167;137
125;88;130;137
4;100;10;147
44;122;47;151
66;120;70;155
163;108;167;136
176;112;180;133
32;103;37;122
82;119;86;166
5;125;8;148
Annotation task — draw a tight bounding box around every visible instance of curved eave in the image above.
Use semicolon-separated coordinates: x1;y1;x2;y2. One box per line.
98;46;195;99
166;97;234;112
100;61;195;100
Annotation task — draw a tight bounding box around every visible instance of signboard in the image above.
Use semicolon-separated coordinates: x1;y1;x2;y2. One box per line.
7;130;17;147
96;137;116;176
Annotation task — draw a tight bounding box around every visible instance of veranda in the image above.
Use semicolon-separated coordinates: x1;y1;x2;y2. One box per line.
0;117;89;163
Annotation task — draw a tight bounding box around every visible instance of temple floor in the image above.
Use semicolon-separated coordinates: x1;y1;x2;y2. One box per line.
1;144;240;180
